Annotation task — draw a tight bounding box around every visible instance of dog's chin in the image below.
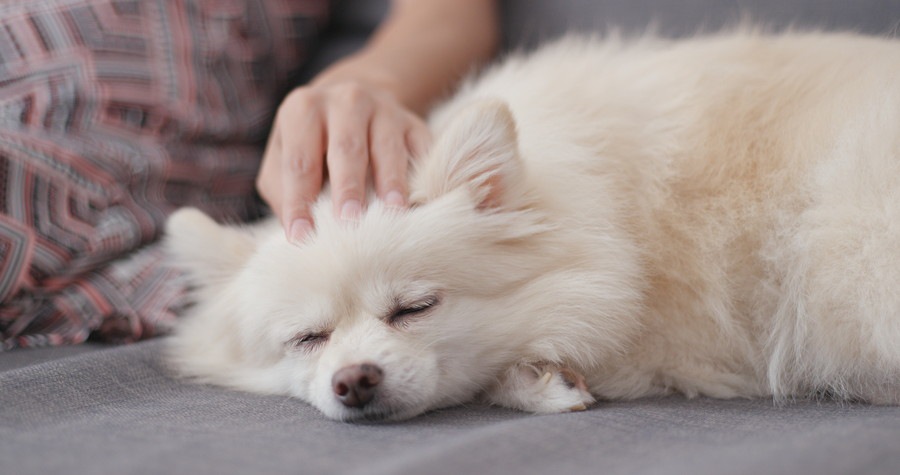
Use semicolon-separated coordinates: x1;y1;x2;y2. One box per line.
325;401;430;423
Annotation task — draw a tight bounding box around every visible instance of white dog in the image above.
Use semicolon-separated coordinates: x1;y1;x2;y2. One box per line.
166;31;900;421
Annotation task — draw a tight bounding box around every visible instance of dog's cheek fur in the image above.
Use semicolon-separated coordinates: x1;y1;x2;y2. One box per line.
165;208;271;390
404;297;549;410
167;273;295;395
166;218;303;396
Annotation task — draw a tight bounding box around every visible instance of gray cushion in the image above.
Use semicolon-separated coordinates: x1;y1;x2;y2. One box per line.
0;343;103;372
2;340;900;475
500;0;899;48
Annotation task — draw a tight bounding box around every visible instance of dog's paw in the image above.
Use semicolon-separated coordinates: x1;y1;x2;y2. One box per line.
488;361;596;413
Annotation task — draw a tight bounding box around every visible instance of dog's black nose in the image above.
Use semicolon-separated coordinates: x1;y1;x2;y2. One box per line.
332;363;383;408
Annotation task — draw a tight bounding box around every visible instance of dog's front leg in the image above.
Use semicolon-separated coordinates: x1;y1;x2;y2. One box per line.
486;361;596;413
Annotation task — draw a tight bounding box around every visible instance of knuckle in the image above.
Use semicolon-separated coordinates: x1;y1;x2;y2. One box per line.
279;89;316;116
372;133;405;156
255;175;268;196
287;155;319;176
256;162;274;192
331;180;364;200
256;181;278;208
337;82;365;100
333;135;366;159
333;83;372;109
283;199;312;217
287;87;315;106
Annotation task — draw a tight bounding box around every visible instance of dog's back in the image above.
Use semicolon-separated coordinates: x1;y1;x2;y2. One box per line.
433;32;900;401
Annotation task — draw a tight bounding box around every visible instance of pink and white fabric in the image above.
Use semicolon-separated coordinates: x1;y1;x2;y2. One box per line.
0;0;329;349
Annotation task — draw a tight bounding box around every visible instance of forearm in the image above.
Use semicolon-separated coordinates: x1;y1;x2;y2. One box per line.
312;0;499;115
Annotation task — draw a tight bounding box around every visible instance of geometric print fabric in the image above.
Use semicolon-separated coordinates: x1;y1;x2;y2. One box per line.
0;0;328;349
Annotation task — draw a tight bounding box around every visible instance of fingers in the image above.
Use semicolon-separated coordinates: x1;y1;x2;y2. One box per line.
370;112;433;207
279;96;325;243
326;86;373;220
370;113;410;207
257;122;284;219
258;82;432;244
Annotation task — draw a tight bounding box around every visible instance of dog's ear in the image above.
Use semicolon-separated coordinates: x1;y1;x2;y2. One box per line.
164;208;256;287
410;99;526;210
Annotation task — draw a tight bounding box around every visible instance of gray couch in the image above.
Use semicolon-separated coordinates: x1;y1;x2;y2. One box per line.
3;1;900;474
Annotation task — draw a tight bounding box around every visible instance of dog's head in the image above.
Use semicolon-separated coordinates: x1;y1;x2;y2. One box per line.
166;101;560;421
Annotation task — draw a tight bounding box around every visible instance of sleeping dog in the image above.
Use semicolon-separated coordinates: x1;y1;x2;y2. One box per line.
166;31;900;421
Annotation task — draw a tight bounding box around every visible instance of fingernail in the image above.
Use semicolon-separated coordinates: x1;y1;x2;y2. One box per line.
288;218;313;244
384;190;405;208
340;199;362;221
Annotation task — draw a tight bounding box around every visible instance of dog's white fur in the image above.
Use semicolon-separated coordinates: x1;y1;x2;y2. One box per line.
166;31;900;421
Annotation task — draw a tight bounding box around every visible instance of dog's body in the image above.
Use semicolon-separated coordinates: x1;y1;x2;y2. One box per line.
167;31;900;420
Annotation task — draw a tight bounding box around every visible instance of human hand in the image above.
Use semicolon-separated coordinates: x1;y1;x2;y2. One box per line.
257;79;431;243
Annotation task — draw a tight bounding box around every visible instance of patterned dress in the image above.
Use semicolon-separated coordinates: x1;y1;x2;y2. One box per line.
0;0;329;349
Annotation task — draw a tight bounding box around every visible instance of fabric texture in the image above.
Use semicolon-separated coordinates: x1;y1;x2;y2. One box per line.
0;0;328;350
2;340;899;475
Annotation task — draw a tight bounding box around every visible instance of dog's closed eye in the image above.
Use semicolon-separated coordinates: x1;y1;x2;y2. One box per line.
287;331;330;352
388;296;440;327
